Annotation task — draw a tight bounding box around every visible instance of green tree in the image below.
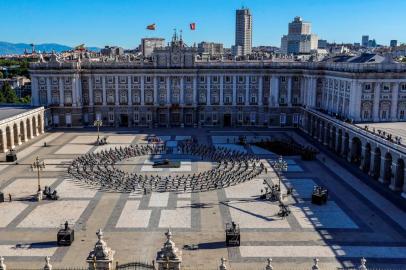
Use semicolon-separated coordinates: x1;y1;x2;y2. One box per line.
0;90;5;103
0;71;3;79
20;95;31;104
2;83;18;103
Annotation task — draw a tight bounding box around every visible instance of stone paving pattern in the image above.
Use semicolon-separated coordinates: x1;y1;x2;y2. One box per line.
0;129;404;269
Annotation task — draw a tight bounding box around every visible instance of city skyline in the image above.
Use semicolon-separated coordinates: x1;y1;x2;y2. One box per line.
1;0;405;49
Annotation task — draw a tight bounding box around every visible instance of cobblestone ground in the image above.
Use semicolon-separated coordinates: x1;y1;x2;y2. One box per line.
0;128;405;269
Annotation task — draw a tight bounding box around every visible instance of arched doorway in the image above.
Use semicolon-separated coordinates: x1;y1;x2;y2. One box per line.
20;121;25;142
26;119;31;139
393;159;405;191
351;137;362;166
32;116;37;136
343;132;350;159
382;152;392;185
5;126;12;150
320;121;325;143
331;126;336;150
13;123;19;145
363;143;372;173
38;114;43;134
337;129;343;154
0;130;4;152
372;148;381;180
325;123;331;146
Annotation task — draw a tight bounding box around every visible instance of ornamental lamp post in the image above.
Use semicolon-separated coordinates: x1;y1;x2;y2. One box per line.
272;156;288;191
93;119;103;142
31;156;45;192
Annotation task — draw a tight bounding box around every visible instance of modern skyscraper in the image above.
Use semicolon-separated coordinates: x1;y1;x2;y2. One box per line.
390;40;398;47
234;8;252;56
281;17;318;55
362;35;369;47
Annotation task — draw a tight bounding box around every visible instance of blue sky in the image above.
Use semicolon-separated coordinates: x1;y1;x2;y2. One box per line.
1;0;404;48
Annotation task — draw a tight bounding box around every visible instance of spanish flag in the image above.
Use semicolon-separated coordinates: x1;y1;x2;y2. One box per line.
146;23;156;30
190;23;196;30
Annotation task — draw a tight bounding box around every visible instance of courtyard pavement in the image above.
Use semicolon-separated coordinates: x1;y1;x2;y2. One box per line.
0;128;405;269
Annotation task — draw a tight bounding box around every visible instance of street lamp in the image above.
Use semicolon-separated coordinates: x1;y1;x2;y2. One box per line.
93;119;103;143
271;156;288;191
31;156;45;192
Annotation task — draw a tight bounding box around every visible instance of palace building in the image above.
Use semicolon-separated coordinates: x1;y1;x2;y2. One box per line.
29;36;406;128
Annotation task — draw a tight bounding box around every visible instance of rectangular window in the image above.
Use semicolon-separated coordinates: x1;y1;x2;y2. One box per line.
108;112;114;122
134;112;139;122
159;77;165;83
133;77;139;83
146;113;152;122
213;76;218;83
225;76;231;83
238;96;243;104
238;76;244;83
212;113;218;122
200;112;205;122
400;110;405;120
146;76;152;83
200;76;205;83
108;77;113;84
238;112;243;122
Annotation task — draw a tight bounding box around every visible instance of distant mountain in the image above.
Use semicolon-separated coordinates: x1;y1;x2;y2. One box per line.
0;41;101;55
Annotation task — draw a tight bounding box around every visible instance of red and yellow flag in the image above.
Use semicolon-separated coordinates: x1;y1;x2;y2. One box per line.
146;23;156;30
190;23;196;30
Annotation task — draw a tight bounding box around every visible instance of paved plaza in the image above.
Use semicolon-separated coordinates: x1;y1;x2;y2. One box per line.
0;128;405;269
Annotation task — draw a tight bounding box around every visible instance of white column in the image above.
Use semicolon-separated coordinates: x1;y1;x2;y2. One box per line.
8;127;15;150
166;76;170;105
154;76;158;106
258;76;263;106
76;74;82;107
59;77;64;106
391;82;399;121
300;77;305;105
46;77;52;105
180;76;184;105
372;82;380;121
88;75;94;106
102;76;107;106
127;75;132;106
140;76;145;106
219;76;224;106
270;75;279;107
115;75;119;106
192;76;197;106
207;75;211;105
287;76;292;106
309;76;317;108
232;75;237;106
245;75;249;105
71;76;77;107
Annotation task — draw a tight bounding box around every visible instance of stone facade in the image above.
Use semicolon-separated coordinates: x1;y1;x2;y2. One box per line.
29;40;406;128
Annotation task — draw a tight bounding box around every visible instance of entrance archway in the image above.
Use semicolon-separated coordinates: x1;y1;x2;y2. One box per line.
372;148;381;180
13;123;19;145
351;137;362;166
382;152;392;185
363;143;372;173
5;126;12;150
32;116;37;136
20;121;25;142
343;132;350;158
26;119;31;139
223;114;231;127
337;129;343;154
393;159;405;191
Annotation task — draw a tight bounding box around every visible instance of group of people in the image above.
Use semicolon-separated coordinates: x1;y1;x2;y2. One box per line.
68;141;264;194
